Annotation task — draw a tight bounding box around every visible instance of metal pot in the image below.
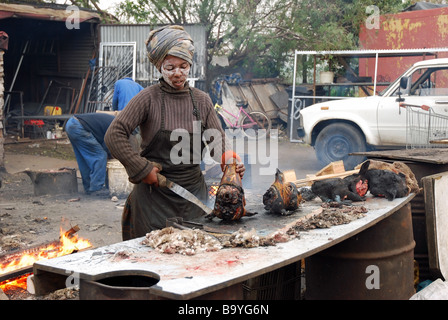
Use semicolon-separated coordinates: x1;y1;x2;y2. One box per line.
25;168;78;196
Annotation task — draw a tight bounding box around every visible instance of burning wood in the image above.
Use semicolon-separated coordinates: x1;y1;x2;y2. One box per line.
0;273;31;296
0;225;91;295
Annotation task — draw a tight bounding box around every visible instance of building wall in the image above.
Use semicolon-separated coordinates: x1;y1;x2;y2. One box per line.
359;7;448;92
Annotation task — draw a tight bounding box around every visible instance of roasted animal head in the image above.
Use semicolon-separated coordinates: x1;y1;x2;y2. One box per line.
357;159;420;194
206;162;256;221
364;169;409;201
263;168;302;215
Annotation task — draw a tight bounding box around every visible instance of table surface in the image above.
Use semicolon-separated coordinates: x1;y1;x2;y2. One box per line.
352;148;448;165
33;193;415;299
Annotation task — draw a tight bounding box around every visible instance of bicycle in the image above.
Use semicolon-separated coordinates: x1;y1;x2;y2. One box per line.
214;100;272;139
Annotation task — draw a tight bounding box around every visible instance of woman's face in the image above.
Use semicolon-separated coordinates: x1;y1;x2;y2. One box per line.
161;55;190;90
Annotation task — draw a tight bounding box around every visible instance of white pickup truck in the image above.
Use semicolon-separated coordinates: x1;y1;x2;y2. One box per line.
296;58;448;169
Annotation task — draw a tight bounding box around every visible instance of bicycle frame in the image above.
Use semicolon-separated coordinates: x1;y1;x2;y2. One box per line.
215;104;257;129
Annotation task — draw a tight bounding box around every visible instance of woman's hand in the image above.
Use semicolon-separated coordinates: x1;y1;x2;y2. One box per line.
236;163;245;179
142;166;161;187
221;150;245;179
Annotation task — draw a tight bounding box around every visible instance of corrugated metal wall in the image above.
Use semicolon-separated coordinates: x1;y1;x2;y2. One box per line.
99;24;207;83
59;22;98;77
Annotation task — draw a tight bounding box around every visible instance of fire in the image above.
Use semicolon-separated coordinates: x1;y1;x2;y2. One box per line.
0;273;31;293
208;184;219;200
0;226;91;294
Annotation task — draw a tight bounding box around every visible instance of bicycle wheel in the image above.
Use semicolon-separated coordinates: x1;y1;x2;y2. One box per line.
241;111;271;139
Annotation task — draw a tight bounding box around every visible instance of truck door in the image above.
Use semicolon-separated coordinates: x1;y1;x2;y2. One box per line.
377;66;448;146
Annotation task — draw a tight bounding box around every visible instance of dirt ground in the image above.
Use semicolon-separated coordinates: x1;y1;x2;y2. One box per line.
1;138;123;251
0;132;322;299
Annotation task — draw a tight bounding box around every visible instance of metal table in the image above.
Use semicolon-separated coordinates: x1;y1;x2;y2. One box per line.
352;148;448;165
32;194;415;300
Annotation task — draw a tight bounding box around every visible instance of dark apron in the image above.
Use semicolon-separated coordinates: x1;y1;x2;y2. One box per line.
122;87;207;240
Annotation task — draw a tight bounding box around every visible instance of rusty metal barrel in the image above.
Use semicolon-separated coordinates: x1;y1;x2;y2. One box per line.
305;202;415;300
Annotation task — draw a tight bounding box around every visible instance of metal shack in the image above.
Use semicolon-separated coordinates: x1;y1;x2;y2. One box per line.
0;3;208;136
0;3;100;126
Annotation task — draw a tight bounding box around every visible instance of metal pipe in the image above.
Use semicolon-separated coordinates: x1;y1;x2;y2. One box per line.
4;40;29;111
290;51;299;142
373;53;378;96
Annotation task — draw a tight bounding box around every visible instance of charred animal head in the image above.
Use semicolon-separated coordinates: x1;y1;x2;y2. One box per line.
211;184;246;220
263;169;302;215
206;162;256;221
364;169;409;201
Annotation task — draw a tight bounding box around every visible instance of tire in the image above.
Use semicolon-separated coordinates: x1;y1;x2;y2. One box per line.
314;123;367;170
241;111;272;139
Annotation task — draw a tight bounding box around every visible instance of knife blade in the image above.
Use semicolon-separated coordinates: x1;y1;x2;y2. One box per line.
151;161;213;215
150;162;212;216
163;177;213;216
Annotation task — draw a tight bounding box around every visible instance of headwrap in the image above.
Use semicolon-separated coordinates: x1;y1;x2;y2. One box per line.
145;25;195;71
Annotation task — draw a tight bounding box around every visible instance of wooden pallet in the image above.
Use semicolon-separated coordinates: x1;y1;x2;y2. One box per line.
293;161;357;187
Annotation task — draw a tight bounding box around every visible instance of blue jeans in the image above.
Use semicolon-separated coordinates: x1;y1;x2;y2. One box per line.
66;117;108;193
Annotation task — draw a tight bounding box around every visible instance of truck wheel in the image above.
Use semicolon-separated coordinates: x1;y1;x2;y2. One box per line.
314;123;367;170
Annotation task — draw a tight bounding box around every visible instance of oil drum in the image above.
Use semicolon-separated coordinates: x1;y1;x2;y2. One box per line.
305;202;415;300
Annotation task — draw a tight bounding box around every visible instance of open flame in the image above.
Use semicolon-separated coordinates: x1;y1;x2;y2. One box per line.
0;273;31;293
208;184;219;201
0;226;91;294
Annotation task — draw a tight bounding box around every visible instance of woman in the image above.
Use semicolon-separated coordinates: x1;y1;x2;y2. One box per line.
105;25;244;240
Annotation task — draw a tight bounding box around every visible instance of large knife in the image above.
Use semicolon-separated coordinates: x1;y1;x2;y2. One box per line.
152;162;213;216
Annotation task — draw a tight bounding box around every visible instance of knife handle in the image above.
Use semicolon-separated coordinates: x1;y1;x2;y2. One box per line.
156;173;168;188
149;161;168;188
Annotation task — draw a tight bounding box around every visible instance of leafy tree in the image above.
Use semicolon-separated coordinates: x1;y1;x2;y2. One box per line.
31;0;411;80
112;0;408;81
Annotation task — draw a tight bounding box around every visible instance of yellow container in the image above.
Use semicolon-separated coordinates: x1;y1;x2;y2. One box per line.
44;106;62;116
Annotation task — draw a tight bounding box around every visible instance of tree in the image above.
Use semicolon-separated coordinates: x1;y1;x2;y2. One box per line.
112;0;407;81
